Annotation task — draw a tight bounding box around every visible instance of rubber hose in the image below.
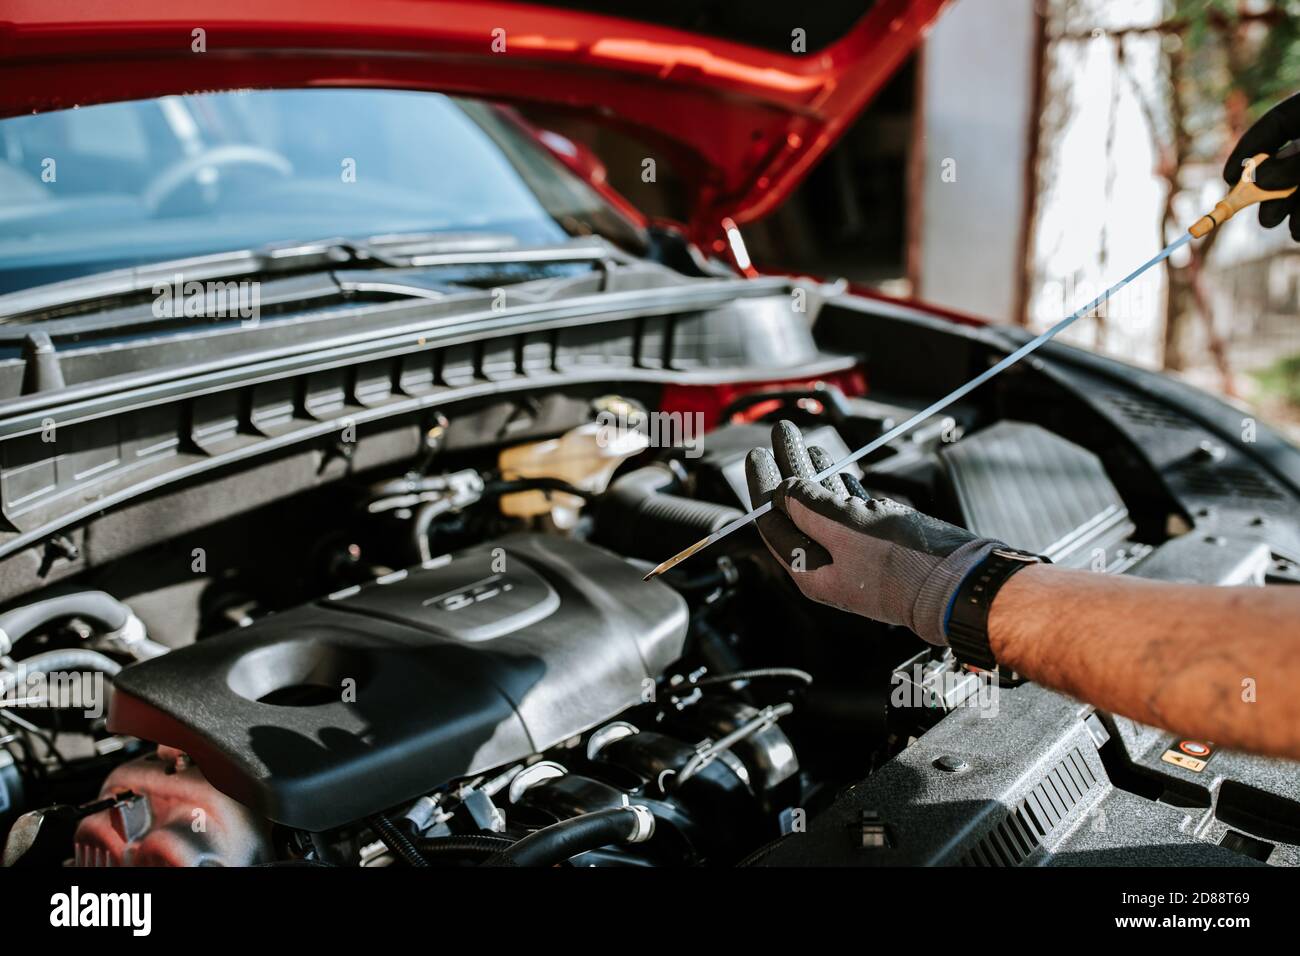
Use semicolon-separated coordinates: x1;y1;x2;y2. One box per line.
802;685;891;741
254;860;335;867
597;466;743;562
481;807;653;867
689;667;814;689
411;500;444;564
368;814;430;868
416;834;516;862
0;592;131;655
0;649;122;698
482;478;597;501
736;833;795;867
368;474;450;498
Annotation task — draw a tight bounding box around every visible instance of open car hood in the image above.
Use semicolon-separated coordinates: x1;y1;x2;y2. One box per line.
0;0;947;239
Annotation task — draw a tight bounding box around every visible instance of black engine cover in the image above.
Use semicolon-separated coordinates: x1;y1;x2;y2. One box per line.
109;535;687;830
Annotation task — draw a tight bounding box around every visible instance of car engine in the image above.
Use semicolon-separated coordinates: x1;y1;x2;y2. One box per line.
1;408;820;867
2;371;1298;868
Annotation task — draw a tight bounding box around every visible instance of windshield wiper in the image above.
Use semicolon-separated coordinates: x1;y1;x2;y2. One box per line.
0;234;617;324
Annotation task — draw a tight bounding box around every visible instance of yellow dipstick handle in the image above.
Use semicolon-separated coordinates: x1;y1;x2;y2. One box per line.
1190;152;1298;238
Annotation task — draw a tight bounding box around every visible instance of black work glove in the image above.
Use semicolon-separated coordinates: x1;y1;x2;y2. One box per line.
1224;93;1300;240
744;421;1004;646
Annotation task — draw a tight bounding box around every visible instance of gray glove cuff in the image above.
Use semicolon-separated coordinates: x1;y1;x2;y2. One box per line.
910;538;1001;646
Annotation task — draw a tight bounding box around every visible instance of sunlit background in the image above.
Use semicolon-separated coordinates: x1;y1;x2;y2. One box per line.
526;0;1300;439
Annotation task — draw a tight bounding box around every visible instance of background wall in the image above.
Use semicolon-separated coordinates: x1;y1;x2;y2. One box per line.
914;0;1039;320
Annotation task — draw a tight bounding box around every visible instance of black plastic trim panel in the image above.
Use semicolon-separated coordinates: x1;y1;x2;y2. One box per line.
0;286;849;562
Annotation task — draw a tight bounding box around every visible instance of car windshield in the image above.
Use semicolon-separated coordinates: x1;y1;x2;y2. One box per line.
0;89;644;294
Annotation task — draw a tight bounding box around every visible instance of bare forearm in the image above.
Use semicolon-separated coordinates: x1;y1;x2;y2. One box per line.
988;564;1300;760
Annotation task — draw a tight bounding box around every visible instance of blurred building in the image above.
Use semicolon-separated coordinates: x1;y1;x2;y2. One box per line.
524;0;1299;435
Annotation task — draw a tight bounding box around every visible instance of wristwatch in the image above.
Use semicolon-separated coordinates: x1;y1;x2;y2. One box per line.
945;547;1048;672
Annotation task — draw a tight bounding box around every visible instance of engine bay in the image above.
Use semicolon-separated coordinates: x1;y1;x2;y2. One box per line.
1;288;1299;869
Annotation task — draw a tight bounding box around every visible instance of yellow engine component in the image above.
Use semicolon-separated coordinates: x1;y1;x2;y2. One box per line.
498;420;648;528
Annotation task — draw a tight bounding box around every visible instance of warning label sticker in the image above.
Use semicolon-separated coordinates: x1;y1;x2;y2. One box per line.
1160;739;1215;772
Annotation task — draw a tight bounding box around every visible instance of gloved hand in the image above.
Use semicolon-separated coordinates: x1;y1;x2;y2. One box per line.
745;421;1003;646
1224;93;1300;240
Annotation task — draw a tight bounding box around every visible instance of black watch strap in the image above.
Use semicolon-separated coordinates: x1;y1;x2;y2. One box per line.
946;547;1047;671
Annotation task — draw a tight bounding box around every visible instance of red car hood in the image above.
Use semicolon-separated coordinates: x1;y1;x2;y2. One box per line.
0;0;947;239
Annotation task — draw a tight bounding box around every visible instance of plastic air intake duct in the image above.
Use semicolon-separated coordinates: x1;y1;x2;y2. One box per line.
596;465;743;562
